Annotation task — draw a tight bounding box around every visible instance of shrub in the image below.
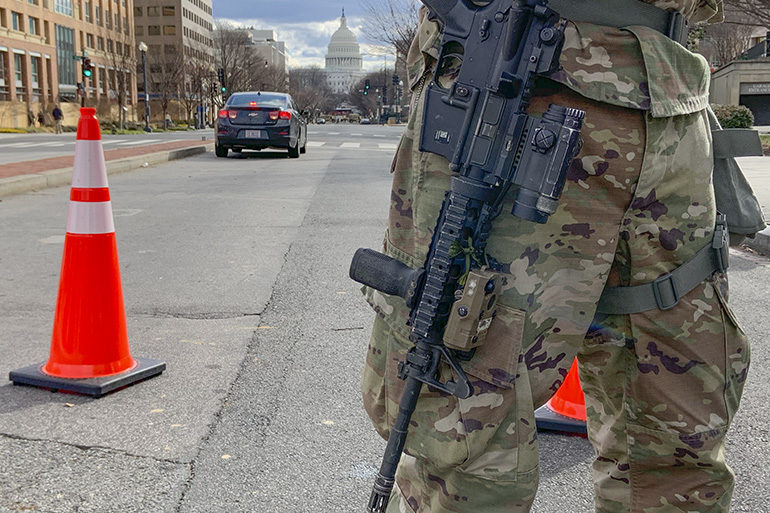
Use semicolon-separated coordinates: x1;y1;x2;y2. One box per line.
710;104;754;128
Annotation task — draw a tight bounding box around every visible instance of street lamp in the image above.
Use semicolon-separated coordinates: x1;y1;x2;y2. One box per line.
138;41;151;132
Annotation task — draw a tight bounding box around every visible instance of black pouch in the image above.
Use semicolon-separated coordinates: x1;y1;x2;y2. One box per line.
707;106;767;246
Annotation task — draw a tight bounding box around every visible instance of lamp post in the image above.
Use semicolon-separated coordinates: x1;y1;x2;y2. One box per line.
138;41;151;132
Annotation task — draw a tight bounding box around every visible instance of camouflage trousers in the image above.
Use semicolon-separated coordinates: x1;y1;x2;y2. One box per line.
361;85;750;512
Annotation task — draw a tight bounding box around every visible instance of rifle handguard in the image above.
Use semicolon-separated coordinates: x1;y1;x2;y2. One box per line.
350;248;425;307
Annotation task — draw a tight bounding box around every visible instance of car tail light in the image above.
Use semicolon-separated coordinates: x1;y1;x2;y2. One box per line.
228;111;238;120
218;109;229;119
269;110;279;121
279;111;292;120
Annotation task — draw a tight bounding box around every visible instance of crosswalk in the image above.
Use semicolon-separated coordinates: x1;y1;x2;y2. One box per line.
305;141;398;151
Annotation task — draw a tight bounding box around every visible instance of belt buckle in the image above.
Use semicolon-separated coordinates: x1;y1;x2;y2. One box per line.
712;214;730;273
652;272;679;310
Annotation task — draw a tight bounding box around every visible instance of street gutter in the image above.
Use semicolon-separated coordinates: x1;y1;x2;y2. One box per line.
0;142;214;199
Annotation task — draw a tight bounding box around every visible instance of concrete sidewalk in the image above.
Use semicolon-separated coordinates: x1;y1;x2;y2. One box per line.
0;139;213;199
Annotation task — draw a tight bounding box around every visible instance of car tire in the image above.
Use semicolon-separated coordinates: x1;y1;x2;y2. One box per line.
300;140;306;154
215;144;228;158
288;140;300;159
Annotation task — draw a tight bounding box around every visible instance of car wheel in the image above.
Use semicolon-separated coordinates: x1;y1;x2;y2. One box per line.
288;140;300;159
300;140;306;154
232;148;242;153
215;144;228;158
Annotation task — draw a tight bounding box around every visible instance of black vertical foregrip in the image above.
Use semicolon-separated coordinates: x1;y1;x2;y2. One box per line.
350;248;424;303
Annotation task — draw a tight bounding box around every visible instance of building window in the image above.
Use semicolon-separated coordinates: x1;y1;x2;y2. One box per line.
135;25;143;36
31;57;40;86
106;39;113;52
147;6;160;16
28;17;37;35
114;12;119;29
11;11;21;31
95;6;101;25
104;9;110;28
163;5;175;16
163;24;176;35
97;36;104;50
164;44;175;54
54;0;74;16
148;25;160;35
14;53;23;86
84;1;91;22
56;24;76;85
134;6;142;16
86;33;93;47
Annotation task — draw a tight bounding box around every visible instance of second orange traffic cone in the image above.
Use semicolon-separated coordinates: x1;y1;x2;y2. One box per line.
9;108;165;397
535;358;587;434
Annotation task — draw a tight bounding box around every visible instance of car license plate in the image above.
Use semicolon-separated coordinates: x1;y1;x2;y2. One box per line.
243;130;265;139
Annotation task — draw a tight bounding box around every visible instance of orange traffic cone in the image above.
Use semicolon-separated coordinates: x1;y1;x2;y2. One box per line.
10;108;165;397
535;358;587;434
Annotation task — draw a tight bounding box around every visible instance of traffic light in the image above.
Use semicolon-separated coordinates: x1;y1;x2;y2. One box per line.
392;74;399;85
364;79;370;95
218;68;226;93
82;57;93;78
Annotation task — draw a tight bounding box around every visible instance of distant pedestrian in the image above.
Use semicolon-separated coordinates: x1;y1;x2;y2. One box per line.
52;105;63;134
37;111;45;127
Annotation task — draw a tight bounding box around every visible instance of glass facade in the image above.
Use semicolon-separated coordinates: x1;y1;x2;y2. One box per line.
55;24;76;86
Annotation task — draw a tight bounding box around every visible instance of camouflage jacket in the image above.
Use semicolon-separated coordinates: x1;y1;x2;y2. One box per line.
408;0;722;117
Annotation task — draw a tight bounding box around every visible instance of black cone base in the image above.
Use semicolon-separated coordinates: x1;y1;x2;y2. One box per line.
535;404;587;435
9;358;165;398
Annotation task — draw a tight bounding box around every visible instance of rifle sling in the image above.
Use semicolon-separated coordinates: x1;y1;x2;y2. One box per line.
548;0;689;45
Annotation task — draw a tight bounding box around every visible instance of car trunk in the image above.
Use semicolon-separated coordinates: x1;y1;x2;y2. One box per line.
229;108;278;126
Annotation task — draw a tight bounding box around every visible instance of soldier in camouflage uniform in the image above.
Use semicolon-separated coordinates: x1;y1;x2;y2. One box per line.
360;0;750;512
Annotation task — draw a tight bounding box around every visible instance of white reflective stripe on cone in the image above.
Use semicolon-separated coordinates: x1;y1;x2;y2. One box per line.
66;201;115;234
72;140;109;188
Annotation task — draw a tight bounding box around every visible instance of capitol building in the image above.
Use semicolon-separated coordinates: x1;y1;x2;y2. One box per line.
325;10;367;94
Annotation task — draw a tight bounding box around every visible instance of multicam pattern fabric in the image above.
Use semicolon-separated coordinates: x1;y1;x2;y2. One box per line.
360;2;748;512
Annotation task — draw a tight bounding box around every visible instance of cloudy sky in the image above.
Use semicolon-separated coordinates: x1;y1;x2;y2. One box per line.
213;1;396;71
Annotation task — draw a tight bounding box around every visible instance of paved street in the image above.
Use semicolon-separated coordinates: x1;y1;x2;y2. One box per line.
0;124;768;512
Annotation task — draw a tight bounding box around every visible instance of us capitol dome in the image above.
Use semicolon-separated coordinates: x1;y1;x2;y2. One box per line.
325;9;366;94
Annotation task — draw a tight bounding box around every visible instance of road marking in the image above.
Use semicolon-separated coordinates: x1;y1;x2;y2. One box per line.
351;133;363;136
373;134;385;137
1;142;35;148
340;142;360;148
118;139;156;146
328;132;341;135
39;235;65;244
102;139;128;145
378;143;398;150
307;141;326;147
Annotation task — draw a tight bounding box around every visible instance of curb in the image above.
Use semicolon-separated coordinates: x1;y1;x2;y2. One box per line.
0;143;213;199
745;227;770;255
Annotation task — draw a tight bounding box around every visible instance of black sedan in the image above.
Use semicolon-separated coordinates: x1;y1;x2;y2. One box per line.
215;91;307;158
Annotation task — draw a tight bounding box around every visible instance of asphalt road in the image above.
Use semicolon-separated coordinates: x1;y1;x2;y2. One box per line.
0;124;768;512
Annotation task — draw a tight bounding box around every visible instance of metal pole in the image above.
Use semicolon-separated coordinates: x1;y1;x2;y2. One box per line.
141;49;151;132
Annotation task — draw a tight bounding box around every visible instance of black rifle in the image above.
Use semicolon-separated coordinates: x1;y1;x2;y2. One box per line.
349;1;584;511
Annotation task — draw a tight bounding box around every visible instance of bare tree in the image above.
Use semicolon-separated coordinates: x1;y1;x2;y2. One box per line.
100;26;136;129
289;66;333;115
360;0;420;58
725;0;770;28
146;48;185;124
701;22;757;66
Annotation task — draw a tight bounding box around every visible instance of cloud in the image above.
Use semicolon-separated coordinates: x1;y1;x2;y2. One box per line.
216;15;395;71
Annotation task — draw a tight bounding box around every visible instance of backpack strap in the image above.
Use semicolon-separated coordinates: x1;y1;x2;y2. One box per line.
596;214;729;314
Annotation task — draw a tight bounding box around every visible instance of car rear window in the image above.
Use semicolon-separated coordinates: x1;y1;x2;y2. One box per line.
227;93;287;108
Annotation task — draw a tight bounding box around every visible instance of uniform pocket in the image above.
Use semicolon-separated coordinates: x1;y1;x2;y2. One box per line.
362;301;527;480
